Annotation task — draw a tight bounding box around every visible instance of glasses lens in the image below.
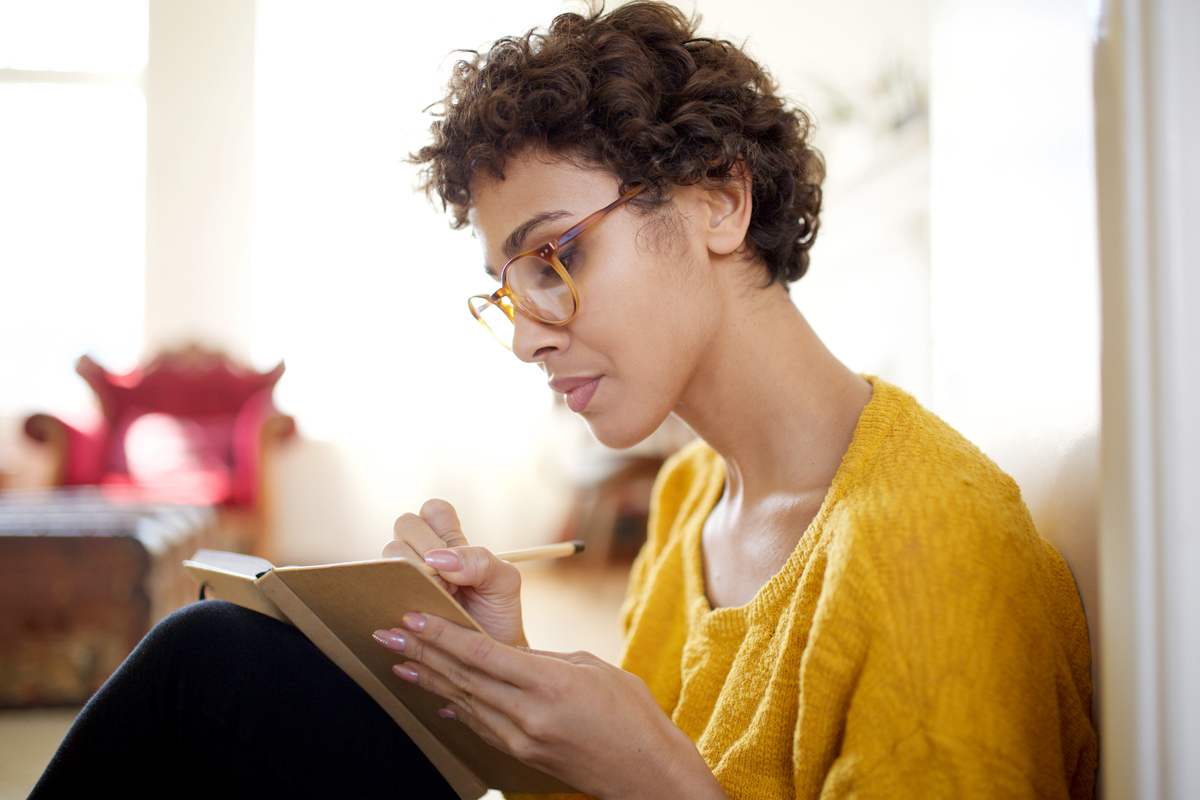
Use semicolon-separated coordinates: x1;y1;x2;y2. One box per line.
506;256;575;323
470;296;515;349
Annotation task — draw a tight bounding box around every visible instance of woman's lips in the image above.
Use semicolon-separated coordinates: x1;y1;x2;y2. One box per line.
552;377;601;413
565;378;600;412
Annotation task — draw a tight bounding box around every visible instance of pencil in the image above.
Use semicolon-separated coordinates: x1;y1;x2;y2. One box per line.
414;540;585;576
494;540;585;563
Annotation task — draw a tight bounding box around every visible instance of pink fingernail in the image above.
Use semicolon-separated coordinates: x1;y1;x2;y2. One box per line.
372;630;406;650
402;613;426;632
423;550;462;571
438;708;457;720
393;663;419;682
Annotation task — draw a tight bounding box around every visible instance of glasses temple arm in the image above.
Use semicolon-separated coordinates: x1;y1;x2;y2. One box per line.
554;184;645;249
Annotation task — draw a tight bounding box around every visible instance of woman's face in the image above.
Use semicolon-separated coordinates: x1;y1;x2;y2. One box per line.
469;154;722;449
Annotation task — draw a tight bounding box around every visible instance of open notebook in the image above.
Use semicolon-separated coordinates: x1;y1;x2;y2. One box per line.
183;549;577;800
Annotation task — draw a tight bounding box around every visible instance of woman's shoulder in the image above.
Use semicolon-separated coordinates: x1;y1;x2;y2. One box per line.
828;380;1079;627
822;379;1071;615
811;383;1095;799
844;379;1033;538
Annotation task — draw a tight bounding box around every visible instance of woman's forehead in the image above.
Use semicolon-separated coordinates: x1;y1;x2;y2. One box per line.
468;156;621;256
472;156;618;214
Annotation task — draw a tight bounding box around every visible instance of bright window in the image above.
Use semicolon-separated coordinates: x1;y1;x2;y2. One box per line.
0;0;147;416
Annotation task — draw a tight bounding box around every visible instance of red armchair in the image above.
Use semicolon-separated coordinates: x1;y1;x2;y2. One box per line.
23;347;296;557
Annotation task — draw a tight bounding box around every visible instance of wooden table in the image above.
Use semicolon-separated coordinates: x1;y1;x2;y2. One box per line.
0;489;216;707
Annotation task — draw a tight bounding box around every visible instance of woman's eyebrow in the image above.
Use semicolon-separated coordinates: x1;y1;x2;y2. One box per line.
503;210;573;259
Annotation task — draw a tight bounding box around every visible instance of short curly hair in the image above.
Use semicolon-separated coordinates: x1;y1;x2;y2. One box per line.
411;1;824;283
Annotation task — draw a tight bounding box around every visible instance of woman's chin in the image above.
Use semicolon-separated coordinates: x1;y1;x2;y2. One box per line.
582;413;663;451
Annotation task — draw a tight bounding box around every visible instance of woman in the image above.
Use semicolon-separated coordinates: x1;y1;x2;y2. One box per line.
32;3;1096;798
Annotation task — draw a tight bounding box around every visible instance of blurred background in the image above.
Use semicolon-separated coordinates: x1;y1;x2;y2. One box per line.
0;0;1131;795
0;0;1098;562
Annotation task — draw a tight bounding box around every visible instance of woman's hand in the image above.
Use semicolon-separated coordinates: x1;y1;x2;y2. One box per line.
381;499;526;647
372;612;730;800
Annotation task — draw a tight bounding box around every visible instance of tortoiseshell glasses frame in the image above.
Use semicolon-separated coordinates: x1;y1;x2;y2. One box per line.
468;183;646;349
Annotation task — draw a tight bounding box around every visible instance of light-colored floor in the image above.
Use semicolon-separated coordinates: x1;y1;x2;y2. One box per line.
0;561;629;798
0;707;78;800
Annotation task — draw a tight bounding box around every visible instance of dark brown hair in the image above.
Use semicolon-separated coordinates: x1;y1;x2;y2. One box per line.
411;1;824;283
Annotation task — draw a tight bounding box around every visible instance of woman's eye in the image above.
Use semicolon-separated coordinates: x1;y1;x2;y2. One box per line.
558;245;579;271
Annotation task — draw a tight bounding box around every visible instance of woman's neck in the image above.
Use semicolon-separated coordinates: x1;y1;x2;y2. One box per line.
673;275;871;609
674;280;872;513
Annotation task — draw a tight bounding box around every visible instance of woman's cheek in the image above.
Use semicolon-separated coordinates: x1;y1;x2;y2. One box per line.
591;380;676;450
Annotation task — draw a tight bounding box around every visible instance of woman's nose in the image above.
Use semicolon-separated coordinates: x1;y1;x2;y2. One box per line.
510;308;566;363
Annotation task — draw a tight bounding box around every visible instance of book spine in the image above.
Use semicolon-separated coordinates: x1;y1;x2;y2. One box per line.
255;570;488;800
182;562;290;623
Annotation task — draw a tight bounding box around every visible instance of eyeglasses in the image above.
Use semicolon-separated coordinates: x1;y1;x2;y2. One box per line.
468;183;645;350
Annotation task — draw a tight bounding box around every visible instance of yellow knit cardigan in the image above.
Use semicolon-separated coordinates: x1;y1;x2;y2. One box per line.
519;378;1097;799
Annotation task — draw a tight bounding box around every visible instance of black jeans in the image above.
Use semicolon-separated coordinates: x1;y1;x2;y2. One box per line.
30;600;458;799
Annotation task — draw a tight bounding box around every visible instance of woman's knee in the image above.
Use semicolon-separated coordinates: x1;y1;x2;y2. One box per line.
145;600;273;653
125;600;305;689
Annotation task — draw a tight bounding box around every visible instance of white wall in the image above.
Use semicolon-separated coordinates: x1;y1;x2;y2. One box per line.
0;2;150;484
699;0;934;404
928;0;1101;678
249;0;578;563
143;0;256;360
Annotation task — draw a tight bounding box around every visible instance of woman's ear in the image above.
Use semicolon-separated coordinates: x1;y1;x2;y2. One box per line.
699;167;753;256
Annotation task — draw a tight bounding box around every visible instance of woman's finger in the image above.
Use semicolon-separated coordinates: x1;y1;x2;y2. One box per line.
376;624;520;709
402;612;545;689
401;664;540;763
391;643;519;722
425;545;522;595
420;546;526;646
390;512;453;554
379;537;417;560
383;514;456;592
419;499;470;549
